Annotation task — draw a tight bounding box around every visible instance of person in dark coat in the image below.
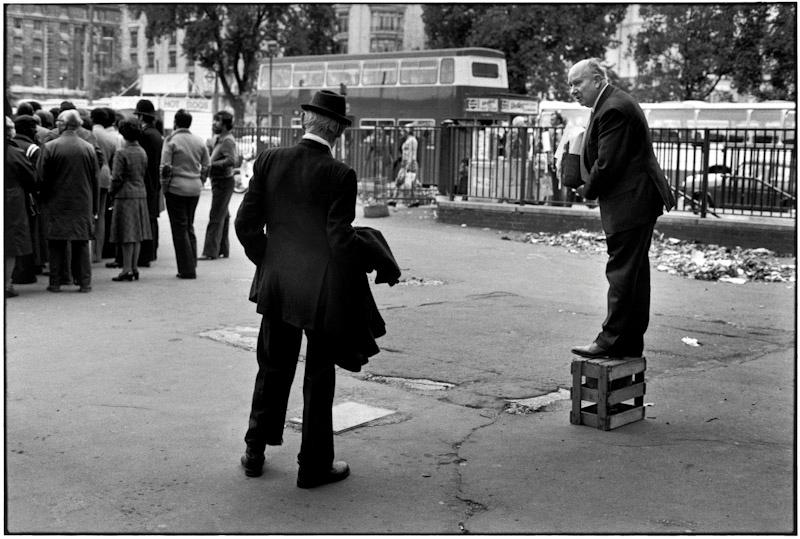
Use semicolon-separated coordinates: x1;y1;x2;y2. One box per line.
10;115;44;285
5;117;36;298
109;118;152;282
133;99;163;267
234;90;399;487
567;58;675;359
37;109;98;293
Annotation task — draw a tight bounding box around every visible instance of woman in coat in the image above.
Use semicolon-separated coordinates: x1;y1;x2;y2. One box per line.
109;118;152;281
4;117;36;297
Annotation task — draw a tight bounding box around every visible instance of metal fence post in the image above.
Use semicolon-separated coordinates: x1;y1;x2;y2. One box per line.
700;128;711;218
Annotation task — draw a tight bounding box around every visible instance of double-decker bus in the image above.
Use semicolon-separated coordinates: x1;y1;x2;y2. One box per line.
254;48;512;128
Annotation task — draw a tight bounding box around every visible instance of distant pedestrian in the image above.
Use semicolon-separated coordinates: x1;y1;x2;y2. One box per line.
108;118;152;282
567;58;675;360
10;115;44;285
202;110;238;260
235;90;400;486
90;107;121;264
133;99;164;267
160;109;210;279
37;110;98;293
5;117;37;298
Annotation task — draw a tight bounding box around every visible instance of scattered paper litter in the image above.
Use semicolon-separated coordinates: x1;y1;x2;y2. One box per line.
681;336;701;347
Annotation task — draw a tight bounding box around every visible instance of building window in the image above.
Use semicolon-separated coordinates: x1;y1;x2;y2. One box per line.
130;29;138;48
12;36;23;49
335;10;349;34
60;22;68;33
370;10;402;32
33;20;42;31
13;54;23;67
130;52;138;66
32;56;43;68
169;32;177;46
147;51;155;69
370;38;400;53
59;58;69;71
13;18;22;29
33;38;44;52
168;50;177;68
13;74;24;86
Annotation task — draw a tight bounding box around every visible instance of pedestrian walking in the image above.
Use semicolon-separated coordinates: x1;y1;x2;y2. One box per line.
5;117;37;298
133;99;163;268
202;110;238;260
108;118;152;282
566;58;675;359
160;109;210;279
234;90;400;487
37;110;98;293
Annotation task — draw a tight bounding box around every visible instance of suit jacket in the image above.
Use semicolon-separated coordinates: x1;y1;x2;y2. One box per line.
38;130;98;240
583;85;676;234
235;139;400;371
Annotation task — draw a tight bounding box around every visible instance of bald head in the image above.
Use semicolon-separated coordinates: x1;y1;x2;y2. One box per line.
568;58;608;108
57;109;82;131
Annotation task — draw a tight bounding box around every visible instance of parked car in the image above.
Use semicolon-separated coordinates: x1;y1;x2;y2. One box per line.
683;159;796;213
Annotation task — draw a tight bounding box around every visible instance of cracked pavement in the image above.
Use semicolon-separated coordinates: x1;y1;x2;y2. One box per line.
5;198;795;534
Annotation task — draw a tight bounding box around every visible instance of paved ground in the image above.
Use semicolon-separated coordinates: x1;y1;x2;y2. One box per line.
4;191;796;534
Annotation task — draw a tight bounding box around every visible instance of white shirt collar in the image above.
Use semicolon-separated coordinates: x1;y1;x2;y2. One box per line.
592;83;610;113
302;133;333;154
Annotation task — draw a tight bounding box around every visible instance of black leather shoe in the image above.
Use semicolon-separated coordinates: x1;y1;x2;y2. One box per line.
176;273;197;279
570;343;610;359
105;261;121;268
240;450;265;478
297;461;350;489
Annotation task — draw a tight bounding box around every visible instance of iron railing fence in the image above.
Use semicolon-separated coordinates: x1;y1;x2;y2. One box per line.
232;126;796;218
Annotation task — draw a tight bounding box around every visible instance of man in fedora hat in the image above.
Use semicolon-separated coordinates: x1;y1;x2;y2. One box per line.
235;90;380;488
133;99;163;267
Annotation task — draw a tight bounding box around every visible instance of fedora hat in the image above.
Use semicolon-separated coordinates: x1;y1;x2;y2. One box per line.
300;90;351;126
134;99;156;119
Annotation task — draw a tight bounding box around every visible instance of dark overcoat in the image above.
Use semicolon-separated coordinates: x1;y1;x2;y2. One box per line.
139;125;164;217
5;142;36;256
235;139;399;370
582;85;676;234
37;130;98;240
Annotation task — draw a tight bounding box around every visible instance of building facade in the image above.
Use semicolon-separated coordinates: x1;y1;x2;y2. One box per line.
333;4;425;54
6;3;121;103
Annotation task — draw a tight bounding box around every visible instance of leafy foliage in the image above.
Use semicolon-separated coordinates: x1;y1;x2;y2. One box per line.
136;4;336;120
94;63;139;99
631;5;796;101
422;5;627;98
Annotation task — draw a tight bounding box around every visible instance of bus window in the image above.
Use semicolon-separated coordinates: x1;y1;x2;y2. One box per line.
271;65;292;88
440;58;455;84
472;62;499;79
360;119;396;128
400;59;438;85
293;63;325;88
327;62;360;87
363;60;397;86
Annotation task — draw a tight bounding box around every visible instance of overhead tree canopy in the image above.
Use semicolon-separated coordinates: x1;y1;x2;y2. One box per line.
630;4;796;102
136;4;336;121
94;62;139;99
422;5;628;99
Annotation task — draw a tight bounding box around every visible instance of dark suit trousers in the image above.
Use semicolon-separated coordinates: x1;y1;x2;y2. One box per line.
245;316;336;472
202;177;234;258
48;239;90;288
164;192;199;276
595;222;655;357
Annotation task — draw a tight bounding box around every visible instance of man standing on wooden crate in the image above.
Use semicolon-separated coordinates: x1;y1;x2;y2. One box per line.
566;58;675;359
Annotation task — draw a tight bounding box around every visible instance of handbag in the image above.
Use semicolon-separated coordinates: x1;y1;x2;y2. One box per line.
561;140;584;188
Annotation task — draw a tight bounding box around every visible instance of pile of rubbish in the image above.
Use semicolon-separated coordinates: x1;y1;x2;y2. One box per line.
508;229;796;284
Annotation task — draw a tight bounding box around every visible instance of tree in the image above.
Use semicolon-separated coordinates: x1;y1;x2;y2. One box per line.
94;62;139;99
136;4;336;121
422;5;627;99
630;4;796;102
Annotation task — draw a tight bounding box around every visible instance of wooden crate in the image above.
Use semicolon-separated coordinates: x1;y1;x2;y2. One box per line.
570;357;646;430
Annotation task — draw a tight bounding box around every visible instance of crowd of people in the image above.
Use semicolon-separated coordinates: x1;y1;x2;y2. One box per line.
4;98;239;297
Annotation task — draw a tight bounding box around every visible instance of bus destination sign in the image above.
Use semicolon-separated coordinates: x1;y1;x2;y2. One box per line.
500;97;538;115
465;97;500;113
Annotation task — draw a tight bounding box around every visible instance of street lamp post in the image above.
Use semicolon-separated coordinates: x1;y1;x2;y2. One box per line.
265;40;278;129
